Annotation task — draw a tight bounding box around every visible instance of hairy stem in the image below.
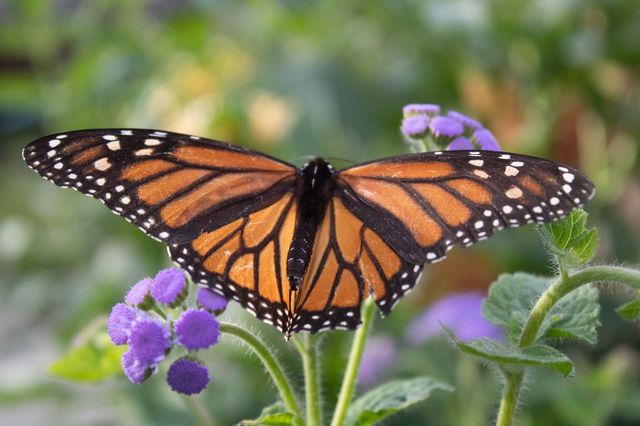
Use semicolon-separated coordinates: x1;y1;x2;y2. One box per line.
330;297;377;426
294;334;322;426
495;370;524;426
181;395;215;426
219;322;303;424
497;265;640;426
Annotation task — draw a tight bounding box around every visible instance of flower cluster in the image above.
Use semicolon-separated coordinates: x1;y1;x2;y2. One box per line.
401;104;501;152
107;267;228;395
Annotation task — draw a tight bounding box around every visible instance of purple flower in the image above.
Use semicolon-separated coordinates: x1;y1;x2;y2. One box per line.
167;358;210;395
175;308;220;351
401;115;429;138
447;137;474;151
151;268;187;306
447;110;483;131
406;291;502;344
473;129;501;151
403;103;441;117
128;316;171;365
121;350;152;385
357;336;397;387
108;303;137;345
125;277;153;307
197;288;228;313
429;116;464;139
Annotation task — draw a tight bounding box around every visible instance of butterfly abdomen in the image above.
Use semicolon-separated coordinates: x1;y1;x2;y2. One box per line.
286;158;336;290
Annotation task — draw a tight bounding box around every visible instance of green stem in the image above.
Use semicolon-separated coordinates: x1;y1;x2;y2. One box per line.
330;297;377;426
181;395;215;426
294;334;322;426
496;265;640;426
495;370;524;426
219;322;303;424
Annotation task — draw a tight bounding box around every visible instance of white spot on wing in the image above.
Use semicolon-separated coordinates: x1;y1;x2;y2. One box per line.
94;157;111;171
504;165;519;176
506;186;523;199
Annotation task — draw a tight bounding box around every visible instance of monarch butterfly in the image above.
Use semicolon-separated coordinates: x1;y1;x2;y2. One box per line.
23;129;595;336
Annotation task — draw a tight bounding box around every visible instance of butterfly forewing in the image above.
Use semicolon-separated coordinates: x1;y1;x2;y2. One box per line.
22;129;297;243
337;150;595;265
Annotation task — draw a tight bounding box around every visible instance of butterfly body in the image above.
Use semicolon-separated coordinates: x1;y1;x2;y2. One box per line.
287;158;336;290
23;129;595;336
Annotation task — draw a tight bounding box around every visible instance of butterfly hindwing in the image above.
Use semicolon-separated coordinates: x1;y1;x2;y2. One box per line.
337;150;595;265
22;129;297;244
170;191;423;335
169;192;299;333
291;197;423;334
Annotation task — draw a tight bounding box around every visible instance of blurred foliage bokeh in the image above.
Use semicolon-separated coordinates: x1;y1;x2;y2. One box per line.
1;1;639;425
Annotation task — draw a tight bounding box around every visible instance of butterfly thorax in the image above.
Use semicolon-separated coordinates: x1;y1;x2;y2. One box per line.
286;158;335;291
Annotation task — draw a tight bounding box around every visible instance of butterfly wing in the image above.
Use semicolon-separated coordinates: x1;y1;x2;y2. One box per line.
290;197;423;334
336;150;596;265
169;192;300;333
22;129;297;243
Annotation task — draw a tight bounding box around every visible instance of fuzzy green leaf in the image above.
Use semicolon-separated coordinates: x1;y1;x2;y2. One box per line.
483;273;600;345
545;284;600;344
446;328;574;376
344;377;452;426
482;273;548;343
238;402;294;426
539;209;598;268
616;299;640;321
48;333;125;382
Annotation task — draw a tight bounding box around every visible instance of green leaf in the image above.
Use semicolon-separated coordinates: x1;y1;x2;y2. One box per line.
344;377;452;426
483;273;600;345
446;328;574;377
238;402;294;426
48;332;125;382
616;299;640;321
482;273;548;343
539;209;598;269
544;284;600;344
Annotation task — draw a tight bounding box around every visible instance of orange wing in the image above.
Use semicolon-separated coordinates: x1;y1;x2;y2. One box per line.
22;129;296;243
337;150;595;265
169;193;299;333
170;193;422;336
290;197;423;334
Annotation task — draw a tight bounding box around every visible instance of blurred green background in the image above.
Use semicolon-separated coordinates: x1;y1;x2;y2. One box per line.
1;1;639;425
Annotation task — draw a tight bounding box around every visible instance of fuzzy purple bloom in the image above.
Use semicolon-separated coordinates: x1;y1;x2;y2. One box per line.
429;116;464;139
108;303;137;345
151;268;187;305
167;358;210;395
357;336;397;387
401;115;429;138
128;316;171;365
121;350;152;385
175;308;220;351
125;277;153;306
406;291;502;344
473;129;501;151
447;110;483;130
447;137;474;151
197;288;228;313
403;103;441;117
